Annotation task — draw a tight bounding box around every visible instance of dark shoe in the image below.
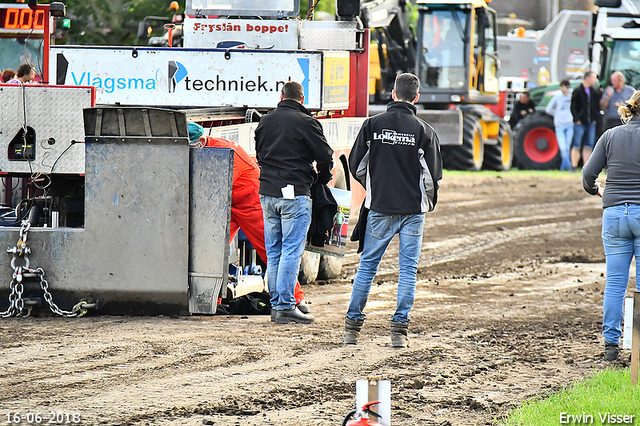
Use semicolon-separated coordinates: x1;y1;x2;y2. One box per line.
604;342;619;361
390;321;410;348
296;300;311;314
343;317;364;345
274;307;314;324
270;309;276;322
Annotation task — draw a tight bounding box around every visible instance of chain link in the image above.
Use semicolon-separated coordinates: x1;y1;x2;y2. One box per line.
2;221;91;318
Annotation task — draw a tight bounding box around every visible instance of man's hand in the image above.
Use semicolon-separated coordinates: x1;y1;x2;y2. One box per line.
576;120;582;125
605;87;614;98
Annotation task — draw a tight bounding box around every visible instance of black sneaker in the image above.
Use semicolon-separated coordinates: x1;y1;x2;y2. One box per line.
604;342;619;361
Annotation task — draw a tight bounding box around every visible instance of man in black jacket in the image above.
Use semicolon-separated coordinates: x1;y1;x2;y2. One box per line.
255;81;334;324
509;92;535;129
343;73;443;348
570;71;601;169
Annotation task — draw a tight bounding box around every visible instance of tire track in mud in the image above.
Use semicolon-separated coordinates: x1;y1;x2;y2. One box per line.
0;175;611;426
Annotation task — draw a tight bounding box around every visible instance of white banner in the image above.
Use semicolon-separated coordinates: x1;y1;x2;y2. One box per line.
51;46;322;108
183;17;300;49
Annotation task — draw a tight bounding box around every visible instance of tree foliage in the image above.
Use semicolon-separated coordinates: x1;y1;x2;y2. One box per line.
61;0;175;45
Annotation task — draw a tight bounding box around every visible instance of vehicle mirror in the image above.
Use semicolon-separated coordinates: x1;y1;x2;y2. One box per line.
337;0;360;18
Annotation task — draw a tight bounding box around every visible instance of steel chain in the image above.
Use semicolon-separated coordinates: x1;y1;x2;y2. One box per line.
2;221;90;318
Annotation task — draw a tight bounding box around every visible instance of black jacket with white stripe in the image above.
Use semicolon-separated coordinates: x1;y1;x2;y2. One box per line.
349;101;442;215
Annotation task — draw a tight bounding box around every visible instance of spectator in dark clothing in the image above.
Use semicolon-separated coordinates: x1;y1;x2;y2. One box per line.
254;81;334;325
343;73;442;348
509;92;535;128
571;71;602;169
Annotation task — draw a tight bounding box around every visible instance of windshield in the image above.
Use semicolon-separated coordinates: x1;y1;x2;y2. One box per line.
418;8;468;90
0;37;44;82
609;40;640;88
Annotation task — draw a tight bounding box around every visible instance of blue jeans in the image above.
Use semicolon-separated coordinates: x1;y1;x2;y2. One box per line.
260;195;312;310
555;124;573;171
601;204;640;345
572;122;596;150
346;211;425;323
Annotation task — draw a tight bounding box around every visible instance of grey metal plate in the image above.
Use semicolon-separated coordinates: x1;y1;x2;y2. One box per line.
299;21;358;51
188;147;233;314
0;85;92;174
0;134;192;315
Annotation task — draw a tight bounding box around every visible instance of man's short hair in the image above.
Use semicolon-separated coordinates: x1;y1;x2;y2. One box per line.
584;70;597;80
16;63;33;78
282;81;304;101
394;73;420;102
560;79;570;88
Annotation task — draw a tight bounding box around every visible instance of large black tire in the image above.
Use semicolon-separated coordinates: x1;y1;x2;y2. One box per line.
298;251;320;285
442;114;484;171
482;119;514;171
513;113;561;170
317;165;347;281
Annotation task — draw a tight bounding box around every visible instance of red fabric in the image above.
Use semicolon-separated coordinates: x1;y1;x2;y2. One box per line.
205;136;304;304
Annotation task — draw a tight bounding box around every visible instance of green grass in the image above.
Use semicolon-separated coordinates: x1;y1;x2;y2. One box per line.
500;368;640;425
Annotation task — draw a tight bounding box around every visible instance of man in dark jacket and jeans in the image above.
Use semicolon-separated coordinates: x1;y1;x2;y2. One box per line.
255;81;334;324
571;71;602;169
343;73;443;347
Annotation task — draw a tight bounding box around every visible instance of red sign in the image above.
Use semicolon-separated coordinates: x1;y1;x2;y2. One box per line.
0;7;46;31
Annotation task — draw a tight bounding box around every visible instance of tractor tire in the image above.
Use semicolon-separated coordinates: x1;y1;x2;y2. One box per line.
317;254;343;280
298;251;320;285
317;165;347;281
482;119;514;171
442;114;484;171
513;113;561;170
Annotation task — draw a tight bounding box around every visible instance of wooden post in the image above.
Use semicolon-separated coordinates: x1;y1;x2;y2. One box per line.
632;291;640;385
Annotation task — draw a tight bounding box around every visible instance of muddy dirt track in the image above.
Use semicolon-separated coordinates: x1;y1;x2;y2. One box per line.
0;173;636;426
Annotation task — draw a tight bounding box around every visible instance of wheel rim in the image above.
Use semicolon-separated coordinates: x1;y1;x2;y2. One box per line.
473;128;483;165
522;127;558;163
501;130;512;166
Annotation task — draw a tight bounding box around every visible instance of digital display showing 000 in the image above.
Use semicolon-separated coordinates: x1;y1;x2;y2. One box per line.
0;8;46;32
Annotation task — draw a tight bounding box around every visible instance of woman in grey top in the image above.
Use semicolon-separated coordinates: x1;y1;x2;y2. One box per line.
582;90;640;361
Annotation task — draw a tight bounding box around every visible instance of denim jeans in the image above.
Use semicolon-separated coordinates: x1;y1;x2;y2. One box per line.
572;122;596;150
555;124;573;171
346;211;425;323
260;195;312;310
601;204;640;345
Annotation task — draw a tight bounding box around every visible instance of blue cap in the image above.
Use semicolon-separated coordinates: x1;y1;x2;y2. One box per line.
187;122;204;142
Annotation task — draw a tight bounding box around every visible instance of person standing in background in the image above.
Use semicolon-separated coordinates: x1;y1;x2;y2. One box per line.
546;80;574;171
601;71;635;131
570;71;601;169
